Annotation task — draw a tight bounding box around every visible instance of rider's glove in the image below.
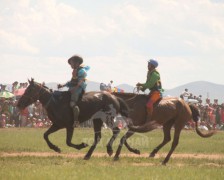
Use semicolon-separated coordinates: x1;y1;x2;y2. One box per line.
57;84;63;89
136;82;142;87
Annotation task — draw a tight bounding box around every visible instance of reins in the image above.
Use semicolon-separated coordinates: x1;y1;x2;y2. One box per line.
21;83;53;109
113;92;138;102
125;94;138;102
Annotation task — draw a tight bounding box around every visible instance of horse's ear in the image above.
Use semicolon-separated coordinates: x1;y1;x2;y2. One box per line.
28;78;34;85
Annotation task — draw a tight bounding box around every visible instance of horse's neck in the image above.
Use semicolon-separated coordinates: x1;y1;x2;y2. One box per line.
38;89;52;107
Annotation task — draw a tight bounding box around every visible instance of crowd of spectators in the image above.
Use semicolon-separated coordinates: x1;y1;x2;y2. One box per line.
0;98;52;128
0;81;94;128
0;82;52;128
180;88;224;130
1;82;224;130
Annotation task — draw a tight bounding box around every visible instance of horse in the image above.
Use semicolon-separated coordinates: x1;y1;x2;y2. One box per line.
112;92;215;165
17;79;130;160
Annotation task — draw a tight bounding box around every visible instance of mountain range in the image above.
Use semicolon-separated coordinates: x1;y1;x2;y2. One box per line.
46;81;224;104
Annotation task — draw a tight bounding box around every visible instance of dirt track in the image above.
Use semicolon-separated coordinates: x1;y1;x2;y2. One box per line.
1;152;224;160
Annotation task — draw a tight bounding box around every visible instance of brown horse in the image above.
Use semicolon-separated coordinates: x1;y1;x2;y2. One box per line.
112;92;215;165
17;79;130;160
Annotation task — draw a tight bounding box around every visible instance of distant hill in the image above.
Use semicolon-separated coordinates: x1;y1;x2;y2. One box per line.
86;81;101;91
46;81;101;91
164;81;224;103
45;80;224;104
116;84;134;93
45;82;59;90
46;81;135;92
2;80;223;103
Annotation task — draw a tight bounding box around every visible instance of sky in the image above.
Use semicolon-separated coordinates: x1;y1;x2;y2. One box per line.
0;0;224;90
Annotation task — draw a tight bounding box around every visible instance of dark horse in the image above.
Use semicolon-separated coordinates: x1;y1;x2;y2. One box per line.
112;92;215;165
17;79;130;160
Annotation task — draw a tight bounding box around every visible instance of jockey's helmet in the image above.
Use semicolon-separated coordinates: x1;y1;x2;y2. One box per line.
148;59;158;68
68;55;83;65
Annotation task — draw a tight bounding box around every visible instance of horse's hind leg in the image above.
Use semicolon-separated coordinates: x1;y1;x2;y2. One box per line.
106;127;120;156
124;131;140;154
149;120;173;157
162;128;182;165
84;118;103;160
66;127;88;150
114;129;134;160
44;124;61;153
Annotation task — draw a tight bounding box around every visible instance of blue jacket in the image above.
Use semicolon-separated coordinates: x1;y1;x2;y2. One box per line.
66;66;90;90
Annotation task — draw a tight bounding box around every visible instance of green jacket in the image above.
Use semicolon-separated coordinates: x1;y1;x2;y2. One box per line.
142;69;162;92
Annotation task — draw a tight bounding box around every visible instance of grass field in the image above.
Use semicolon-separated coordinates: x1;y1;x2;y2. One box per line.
0;128;224;180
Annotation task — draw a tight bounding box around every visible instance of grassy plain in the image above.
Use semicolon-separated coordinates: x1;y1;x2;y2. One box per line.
0;128;224;180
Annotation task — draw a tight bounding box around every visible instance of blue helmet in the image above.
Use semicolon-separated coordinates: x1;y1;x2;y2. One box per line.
148;59;158;68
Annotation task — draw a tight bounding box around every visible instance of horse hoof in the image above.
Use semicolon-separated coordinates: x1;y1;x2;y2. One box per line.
82;143;89;148
149;153;155;158
53;146;61;153
77;143;88;150
161;161;167;166
133;149;140;155
107;146;113;156
84;156;90;160
107;150;113;156
113;156;119;161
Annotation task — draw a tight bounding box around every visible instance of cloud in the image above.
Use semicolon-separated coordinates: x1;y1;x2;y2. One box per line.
0;0;224;88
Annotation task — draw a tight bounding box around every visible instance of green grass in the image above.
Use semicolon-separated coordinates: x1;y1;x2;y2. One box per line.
1;156;224;180
0;128;224;179
0;128;224;154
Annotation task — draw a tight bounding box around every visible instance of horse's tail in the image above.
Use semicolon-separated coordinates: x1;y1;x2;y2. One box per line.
117;97;129;118
189;104;215;138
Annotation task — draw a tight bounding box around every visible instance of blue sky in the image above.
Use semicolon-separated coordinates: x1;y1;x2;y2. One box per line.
0;0;224;89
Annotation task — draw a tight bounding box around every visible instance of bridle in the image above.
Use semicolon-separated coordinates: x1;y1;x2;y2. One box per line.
20;83;52;109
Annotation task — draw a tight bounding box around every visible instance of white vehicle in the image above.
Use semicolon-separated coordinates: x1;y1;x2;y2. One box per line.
185;98;199;105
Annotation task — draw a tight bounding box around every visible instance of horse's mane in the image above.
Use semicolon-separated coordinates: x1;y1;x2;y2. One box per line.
34;81;52;93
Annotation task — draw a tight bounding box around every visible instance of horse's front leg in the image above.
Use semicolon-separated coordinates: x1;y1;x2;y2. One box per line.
106;127;120;156
66;127;88;150
44;124;61;153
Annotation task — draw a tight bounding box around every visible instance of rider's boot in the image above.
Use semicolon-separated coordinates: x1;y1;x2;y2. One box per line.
72;105;80;128
146;107;153;123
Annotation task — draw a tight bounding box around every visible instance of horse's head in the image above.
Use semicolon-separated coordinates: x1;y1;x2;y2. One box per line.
17;78;44;110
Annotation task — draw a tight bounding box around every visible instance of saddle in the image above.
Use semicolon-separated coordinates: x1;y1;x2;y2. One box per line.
144;94;162;108
52;91;70;103
52;90;85;105
153;98;162;108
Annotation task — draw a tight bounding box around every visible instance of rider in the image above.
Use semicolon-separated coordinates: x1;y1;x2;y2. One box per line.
136;59;163;122
107;80;113;92
58;55;90;127
180;88;190;100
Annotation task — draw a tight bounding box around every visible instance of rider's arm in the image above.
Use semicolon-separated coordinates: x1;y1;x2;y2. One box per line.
182;92;190;97
65;81;71;87
142;71;160;91
58;81;70;89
